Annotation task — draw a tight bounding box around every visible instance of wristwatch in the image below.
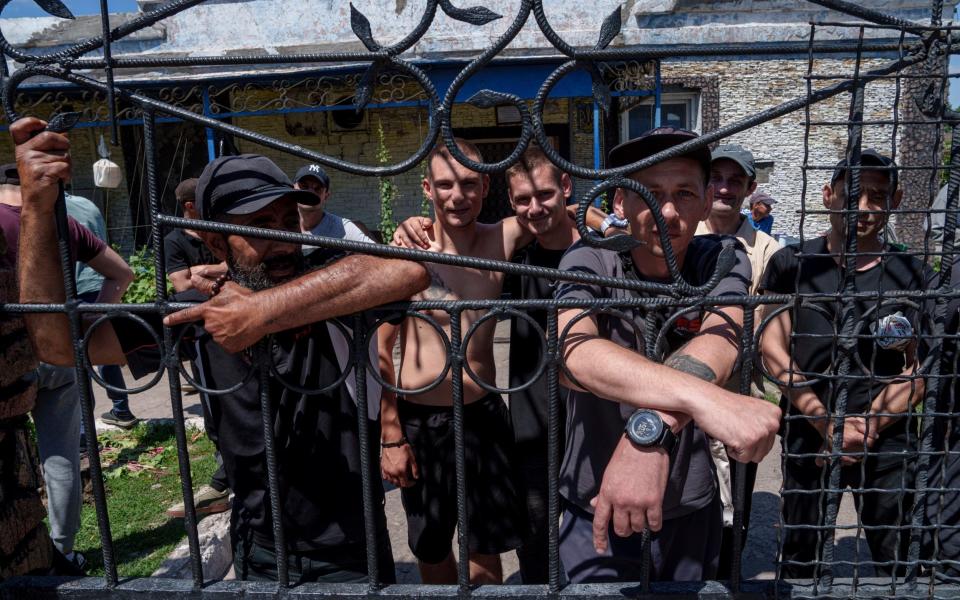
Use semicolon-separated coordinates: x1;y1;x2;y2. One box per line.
625;409;679;454
599;213;629;236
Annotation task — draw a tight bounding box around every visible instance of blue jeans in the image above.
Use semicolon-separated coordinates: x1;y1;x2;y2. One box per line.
33;363;82;555
78;291;129;414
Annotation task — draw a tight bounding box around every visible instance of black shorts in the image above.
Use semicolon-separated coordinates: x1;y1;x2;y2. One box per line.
398;393;524;564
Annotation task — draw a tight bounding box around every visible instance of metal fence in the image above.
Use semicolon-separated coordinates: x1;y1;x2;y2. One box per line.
1;0;960;598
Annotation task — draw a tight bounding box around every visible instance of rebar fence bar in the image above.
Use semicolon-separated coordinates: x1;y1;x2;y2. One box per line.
0;0;959;598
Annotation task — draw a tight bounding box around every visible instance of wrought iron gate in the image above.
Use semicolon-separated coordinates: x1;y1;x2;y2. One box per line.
2;0;960;598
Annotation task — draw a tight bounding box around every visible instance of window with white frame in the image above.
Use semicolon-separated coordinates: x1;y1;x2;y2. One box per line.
619;91;701;139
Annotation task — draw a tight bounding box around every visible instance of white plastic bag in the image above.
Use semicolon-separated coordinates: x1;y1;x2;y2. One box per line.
93;158;122;188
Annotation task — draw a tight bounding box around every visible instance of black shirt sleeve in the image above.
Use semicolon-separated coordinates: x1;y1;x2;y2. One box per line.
163;231;192;275
759;246;797;295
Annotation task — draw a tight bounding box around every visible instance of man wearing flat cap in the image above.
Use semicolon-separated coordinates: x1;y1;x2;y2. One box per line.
12;116;430;583
747;192;776;235
555;127;780;582
760;148;927;577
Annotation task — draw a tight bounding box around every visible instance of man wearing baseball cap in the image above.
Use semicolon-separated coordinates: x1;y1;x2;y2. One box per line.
13;115;430;583
554;127;780;582
293;163;372;244
746;191;777;235
760;148;928;578
694;143;780;578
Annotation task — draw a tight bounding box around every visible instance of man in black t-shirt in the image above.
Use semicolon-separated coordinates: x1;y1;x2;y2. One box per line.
501;145;579;583
923;259;960;581
163;178;224;292
161;177;233;520
760;149;927;578
14;117;430;583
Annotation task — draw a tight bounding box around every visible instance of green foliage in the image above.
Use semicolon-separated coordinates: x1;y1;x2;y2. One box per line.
121;247;171;303
75;423;217;577
419;159;432;217
377;118;400;242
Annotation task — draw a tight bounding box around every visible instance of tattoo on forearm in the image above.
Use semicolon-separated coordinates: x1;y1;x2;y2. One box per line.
664;353;718;383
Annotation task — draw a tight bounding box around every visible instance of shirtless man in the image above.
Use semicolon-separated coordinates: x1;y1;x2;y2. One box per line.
378;139;527;584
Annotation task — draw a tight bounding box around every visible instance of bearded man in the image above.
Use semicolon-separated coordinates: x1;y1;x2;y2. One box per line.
13;117;429;584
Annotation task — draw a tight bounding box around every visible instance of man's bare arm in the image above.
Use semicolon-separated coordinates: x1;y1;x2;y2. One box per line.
87;246;134;303
13;117;127;367
664;305;743;387
868;346;924;432
167;267;193;293
165;254;430;353
559;307;779;463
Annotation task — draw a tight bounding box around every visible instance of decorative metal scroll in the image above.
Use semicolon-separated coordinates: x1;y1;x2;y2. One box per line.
0;0;959;599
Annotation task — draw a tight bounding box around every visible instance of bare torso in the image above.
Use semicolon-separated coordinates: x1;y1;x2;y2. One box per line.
397;222;508;406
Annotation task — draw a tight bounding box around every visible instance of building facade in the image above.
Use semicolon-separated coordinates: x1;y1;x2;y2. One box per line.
0;0;950;250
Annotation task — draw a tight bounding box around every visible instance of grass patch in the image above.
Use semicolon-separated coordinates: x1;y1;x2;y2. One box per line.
74;422;218;577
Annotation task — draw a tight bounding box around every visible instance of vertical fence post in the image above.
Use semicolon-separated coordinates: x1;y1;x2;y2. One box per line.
143;108;204;587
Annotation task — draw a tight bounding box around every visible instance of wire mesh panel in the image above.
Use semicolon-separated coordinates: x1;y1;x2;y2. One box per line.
0;0;959;599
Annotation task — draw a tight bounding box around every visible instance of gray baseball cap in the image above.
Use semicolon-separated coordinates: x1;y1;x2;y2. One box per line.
711;144;756;179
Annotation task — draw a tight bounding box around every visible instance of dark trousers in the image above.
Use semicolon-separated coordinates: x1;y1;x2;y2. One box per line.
515;457;551;584
781;458;914;578
559;494;722;583
923;432;960;582
233;537;397;585
716;460;758;580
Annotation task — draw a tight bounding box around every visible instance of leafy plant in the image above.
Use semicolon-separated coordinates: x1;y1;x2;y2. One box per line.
377;118;400;242
121;246;171;303
420;159;432;217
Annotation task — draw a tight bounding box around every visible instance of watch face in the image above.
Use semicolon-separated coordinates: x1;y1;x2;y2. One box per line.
627;411;662;446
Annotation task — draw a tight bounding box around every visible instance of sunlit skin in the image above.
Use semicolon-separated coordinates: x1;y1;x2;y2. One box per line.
507;165;575;249
200;195;303;283
294;176;330;232
709;158;756;234
613;158;713;279
822;170;902;259
423;153;489;231
751;200;772;223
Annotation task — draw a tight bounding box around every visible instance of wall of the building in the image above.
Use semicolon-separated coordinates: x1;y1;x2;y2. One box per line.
230;95;589;228
660;56;910;239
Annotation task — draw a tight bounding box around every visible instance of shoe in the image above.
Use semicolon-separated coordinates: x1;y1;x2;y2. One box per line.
68;551;88;573
100;409;139;430
166;484;231;518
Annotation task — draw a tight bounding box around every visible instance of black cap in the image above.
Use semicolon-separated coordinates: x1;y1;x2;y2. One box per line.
607;127;711;181
830;149;898;190
0;163;20;186
711;144;756;179
294;164;330;189
195;154;319;221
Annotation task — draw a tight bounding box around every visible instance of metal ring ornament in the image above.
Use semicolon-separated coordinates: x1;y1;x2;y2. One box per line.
81;310;164;395
557;305;648;393
460;307;547;395
753;300;839;389
362;309;453;396
171;325;255;396
267;319;356;396
850;298;937;380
